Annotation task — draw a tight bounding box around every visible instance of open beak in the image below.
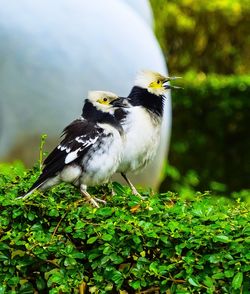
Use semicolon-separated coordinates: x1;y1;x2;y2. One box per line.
163;76;183;90
111;97;131;108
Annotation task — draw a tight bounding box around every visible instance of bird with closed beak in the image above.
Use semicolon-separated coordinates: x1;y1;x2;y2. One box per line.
19;91;126;207
113;70;181;196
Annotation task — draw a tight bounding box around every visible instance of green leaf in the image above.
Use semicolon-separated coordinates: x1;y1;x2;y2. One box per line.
87;236;98;244
97;207;113;216
75;220;86;229
214;235;231;243
232;272;243;289
204;276;213;287
7;276;20;287
64;257;76;267
47;272;64;287
188;277;200;287
212;272;224;279
101;255;110;265
132;235;141;244
225;269;234;278
71;252;85;259
102;233;113;241
110;253;124;264
209;254;221;263
0;285;6;294
36;277;46;290
149;261;158;274
130;280;141;290
111;271;123;285
27;211;36;221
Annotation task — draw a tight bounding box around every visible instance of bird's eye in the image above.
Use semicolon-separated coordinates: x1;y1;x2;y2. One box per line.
157;80;160;84
103;98;108;102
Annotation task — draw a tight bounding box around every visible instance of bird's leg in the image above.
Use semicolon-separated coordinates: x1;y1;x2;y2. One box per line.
121;172;142;198
80;184;99;208
92;197;107;204
80;185;106;207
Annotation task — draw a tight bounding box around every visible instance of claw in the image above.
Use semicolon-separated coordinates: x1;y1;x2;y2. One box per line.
93;197;106;204
86;196;100;208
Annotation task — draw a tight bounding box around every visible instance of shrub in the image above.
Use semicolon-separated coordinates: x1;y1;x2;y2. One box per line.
0;163;249;293
161;74;250;194
150;0;250;74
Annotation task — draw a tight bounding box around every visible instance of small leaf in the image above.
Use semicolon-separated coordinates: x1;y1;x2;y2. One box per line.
130;280;140;290
97;207;113;216
149;261;158;274
87;237;98;244
204;276;213;287
75;220;86;229
212;272;224;279
36;277;46;290
11;250;26;259
64;257;76;267
71;252;85;259
232;272;243;289
188;277;200;287
214;235;230;243
110;253;124;264
111;271;123;285
225;269;234;278
132;235;141;244
102;234;113;241
0;285;6;294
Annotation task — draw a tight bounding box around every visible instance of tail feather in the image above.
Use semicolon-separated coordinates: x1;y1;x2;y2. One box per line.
17;180;45;200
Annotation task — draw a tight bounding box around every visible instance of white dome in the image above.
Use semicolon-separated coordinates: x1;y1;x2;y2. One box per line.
0;0;171;189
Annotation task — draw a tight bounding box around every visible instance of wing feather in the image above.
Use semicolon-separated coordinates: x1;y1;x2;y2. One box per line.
27;119;104;191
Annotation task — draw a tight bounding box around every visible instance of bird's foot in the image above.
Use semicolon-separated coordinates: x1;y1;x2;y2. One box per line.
131;187;141;197
131;188;148;200
85;195;100;208
93;197;107;204
110;187;116;197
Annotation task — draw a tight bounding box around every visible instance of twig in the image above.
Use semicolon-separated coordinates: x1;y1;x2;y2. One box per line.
136;287;160;294
46;259;60;268
51;212;67;238
79;282;87;294
39;134;47;172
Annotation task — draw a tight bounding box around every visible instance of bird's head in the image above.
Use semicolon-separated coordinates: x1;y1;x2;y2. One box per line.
88;90;120;112
135;70;181;96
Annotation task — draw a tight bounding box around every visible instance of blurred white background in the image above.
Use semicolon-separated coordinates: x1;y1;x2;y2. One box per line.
0;0;171;189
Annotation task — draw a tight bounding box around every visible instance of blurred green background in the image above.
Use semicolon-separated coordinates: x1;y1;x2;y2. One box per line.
150;0;250;196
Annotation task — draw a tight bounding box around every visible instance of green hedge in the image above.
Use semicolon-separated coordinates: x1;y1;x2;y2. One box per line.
161;74;250;194
150;0;250;74
0;163;250;293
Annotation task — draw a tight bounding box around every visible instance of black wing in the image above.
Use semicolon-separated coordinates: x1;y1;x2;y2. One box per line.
28;118;104;191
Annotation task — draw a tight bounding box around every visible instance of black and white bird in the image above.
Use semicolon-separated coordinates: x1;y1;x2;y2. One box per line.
113;70;180;196
19;91;126;207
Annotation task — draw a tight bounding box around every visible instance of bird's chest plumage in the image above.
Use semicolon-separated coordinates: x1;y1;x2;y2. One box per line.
119;106;161;172
81;125;123;185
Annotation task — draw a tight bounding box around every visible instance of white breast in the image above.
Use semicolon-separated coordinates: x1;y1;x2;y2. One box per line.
80;125;123;186
119;106;161;173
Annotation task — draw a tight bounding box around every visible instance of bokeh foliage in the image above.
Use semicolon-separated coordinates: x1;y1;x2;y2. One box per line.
0;163;250;293
150;0;250;74
150;0;250;194
161;74;250;193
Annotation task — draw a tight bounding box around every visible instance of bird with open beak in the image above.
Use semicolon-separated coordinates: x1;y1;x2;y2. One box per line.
113;70;181;196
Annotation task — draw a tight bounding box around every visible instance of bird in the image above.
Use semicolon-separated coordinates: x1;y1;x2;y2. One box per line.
18;90;126;207
113;70;181;196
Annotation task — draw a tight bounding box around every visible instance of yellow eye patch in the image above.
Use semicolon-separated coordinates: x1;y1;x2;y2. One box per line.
97;98;110;105
149;80;163;89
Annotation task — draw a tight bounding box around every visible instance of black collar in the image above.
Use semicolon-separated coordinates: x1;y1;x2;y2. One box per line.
81;100;123;134
127;86;164;117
